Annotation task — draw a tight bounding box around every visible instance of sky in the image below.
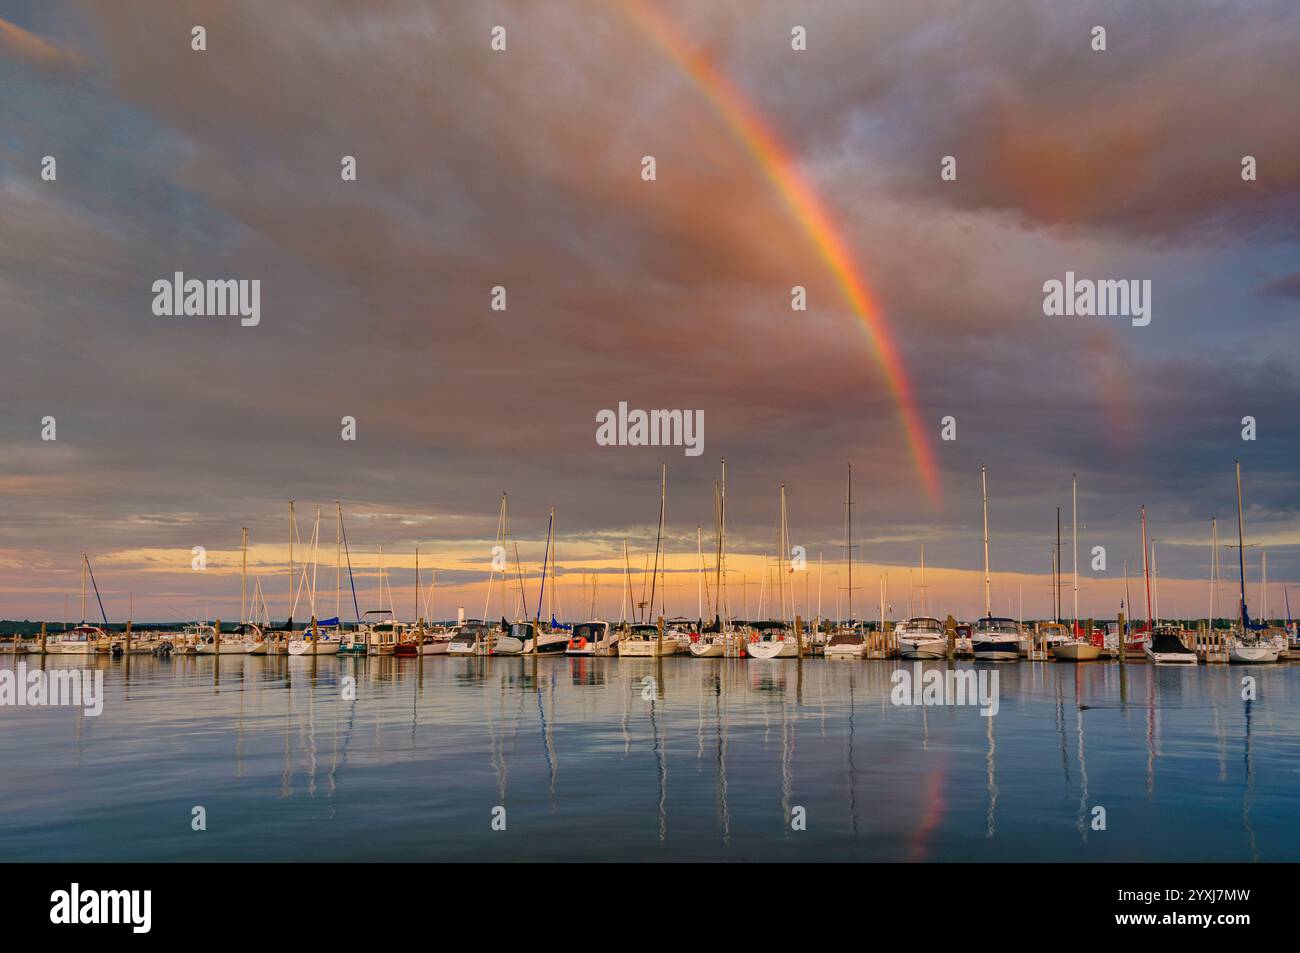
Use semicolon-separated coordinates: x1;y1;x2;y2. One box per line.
2;0;1298;625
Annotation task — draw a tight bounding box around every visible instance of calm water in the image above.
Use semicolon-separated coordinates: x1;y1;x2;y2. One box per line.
2;653;1297;861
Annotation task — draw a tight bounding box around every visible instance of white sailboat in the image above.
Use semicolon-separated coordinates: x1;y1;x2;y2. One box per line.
691;460;732;658
971;467;1021;661
1053;475;1100;661
1228;462;1279;663
48;555;111;654
746;484;800;659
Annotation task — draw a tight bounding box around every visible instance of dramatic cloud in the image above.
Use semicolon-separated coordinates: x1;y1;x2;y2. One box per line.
1;0;1297;621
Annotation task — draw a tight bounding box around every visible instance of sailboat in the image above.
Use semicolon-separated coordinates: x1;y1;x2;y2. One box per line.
971;467;1023;661
493;507;569;655
1228;462;1280;663
691;460;731;658
620;466;680;657
285;507;342;656
48;555;112;654
747;484;800;659
1054;475;1101;661
1140;506;1196;664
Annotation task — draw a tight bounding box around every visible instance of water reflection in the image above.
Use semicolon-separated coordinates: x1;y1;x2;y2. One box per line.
1;654;1297;862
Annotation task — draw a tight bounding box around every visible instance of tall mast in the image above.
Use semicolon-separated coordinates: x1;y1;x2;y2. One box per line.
1072;473;1079;630
621;538;631;624
696;525;704;621
1235;461;1248;628
288;499;295;626
981;465;991;619
414;546;420;622
80;552;87;623
845;463;854;623
335;503;342;620
717;459;726;622
535;507;553;623
241;527;249;625
1055;507;1061;624
1140;506;1153;630
920;543;926;617
648;464;666;621
1208;517;1218;630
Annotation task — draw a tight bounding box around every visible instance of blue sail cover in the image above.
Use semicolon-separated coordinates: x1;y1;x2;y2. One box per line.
316;617;340;628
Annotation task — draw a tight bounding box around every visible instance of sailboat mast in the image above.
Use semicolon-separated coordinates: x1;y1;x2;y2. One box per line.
696;525;704;621
1140;506;1153;630
717;459;726;622
335;503;342;620
241;527;249;625
846;463;854;623
648;464;666;621
288;500;295;626
1235;461;1248;628
621;538;630;624
1072;473;1079;630
80;552;87;623
1209;517;1218;628
920;543;926;617
1055;507;1061;623
981;465;991;619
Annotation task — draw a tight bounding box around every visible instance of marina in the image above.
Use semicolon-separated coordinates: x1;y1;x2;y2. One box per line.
2;650;1297;862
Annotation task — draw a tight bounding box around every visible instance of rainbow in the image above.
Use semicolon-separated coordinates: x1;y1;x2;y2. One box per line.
620;1;941;505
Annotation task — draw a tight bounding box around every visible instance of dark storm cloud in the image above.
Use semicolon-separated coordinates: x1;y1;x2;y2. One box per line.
1;0;1298;620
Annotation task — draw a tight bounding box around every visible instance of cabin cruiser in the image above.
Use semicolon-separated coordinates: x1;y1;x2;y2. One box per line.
971;617;1022;661
492;620;569;655
447;621;494;656
362;611;406;656
618;623;679;657
567;621;620;656
1024;621;1071;657
1144;626;1197;664
895;617;947;660
824;626;867;660
745;623;800;659
47;625;111;655
396;626;453;656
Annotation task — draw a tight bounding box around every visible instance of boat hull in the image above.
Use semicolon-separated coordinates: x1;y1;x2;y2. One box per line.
973;640;1019;661
288;640;341;656
898;638;947;660
746;639;799;659
1229;645;1280;663
688;641;725;658
1052;642;1101;661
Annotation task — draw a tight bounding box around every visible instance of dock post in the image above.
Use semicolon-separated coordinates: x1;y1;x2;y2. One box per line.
945;615;956;660
1117;612;1126;665
657;616;664;656
795;614;804;658
214;618;221;655
311;616;318;655
125;618;132;657
39;621;47;655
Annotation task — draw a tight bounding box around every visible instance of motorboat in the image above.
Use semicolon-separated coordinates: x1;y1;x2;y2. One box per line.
1144;627;1197;664
823;626;867;660
491;620;569;655
618;623;679;657
447;621;494;656
566;621;620;656
895;617;948;659
47;625;111;655
972;617;1022;661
